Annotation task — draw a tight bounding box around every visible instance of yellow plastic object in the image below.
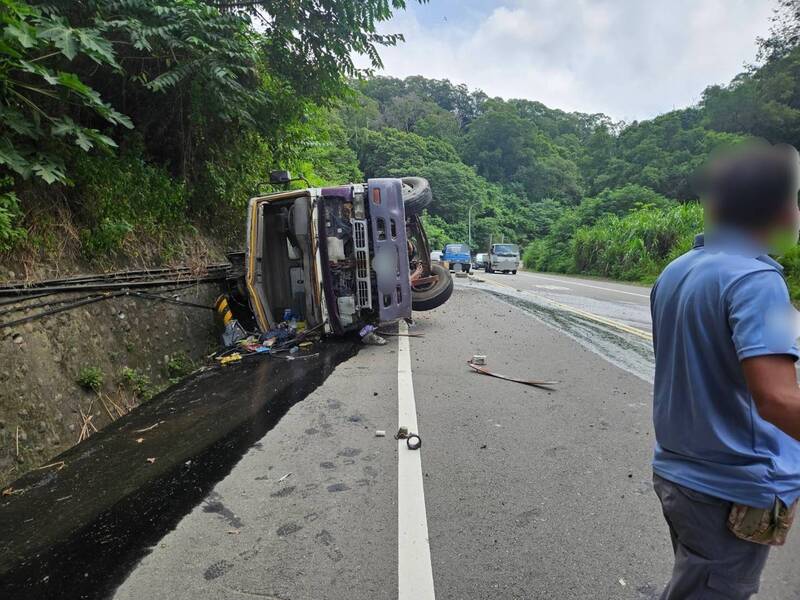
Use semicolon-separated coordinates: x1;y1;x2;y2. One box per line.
217;352;242;366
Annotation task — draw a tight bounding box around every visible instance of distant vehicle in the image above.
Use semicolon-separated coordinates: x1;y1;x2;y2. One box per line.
442;243;471;273
473;253;487;269
485;243;520;274
430;250;443;263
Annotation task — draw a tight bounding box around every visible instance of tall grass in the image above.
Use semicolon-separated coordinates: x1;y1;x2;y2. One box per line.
525;202;703;283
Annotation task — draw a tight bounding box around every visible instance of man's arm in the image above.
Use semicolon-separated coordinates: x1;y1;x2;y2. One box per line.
742;355;800;441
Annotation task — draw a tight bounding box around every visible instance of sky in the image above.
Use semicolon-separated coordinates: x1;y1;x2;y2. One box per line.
357;0;776;122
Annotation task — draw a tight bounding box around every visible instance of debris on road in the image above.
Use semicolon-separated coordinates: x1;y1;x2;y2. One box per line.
146;457;156;464
406;434;422;450
32;461;66;472
278;472;292;483
395;426;421;449
133;421;162;434
471;354;487;365
360;325;386;346
375;430;386;437
466;360;558;390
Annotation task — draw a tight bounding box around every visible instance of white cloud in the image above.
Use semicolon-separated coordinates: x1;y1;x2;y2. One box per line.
357;0;775;121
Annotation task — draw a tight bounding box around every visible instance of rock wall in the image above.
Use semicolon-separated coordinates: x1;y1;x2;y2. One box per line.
0;282;224;487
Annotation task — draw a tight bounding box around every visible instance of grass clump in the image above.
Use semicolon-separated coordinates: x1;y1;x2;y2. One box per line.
120;367;154;401
76;366;104;392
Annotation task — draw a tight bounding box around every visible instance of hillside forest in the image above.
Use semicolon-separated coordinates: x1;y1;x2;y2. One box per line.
3;0;800;293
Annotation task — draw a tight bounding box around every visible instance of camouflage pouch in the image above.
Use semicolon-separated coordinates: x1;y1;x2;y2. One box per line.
727;499;797;546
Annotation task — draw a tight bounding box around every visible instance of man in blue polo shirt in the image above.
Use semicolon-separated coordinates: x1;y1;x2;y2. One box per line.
651;143;800;599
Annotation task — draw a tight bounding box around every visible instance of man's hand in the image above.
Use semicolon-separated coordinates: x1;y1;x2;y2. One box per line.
742;355;800;441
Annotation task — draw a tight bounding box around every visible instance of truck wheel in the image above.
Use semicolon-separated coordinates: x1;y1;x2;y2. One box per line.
512;270;517;275
485;265;493;273
464;264;471;273
412;264;453;311
401;177;432;214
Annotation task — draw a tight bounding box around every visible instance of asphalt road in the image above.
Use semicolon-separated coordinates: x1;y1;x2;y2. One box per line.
111;270;800;600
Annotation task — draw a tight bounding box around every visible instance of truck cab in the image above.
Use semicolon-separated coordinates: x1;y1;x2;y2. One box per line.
243;177;453;336
485;243;520;274
442;243;471;273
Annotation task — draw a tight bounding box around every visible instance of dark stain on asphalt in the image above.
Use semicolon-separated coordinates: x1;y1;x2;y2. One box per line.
315;530;334;546
204;559;234;581
327;483;350;492
202;494;243;529
319;461;336;470
276;523;302;537
0;339;359;600
337;447;361;457
270;486;295;498
304;427;319;435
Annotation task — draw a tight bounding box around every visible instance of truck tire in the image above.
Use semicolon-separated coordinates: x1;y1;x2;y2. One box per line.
412;263;453;311
401;177;432;214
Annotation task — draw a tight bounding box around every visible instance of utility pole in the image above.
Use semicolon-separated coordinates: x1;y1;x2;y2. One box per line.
468;202;479;247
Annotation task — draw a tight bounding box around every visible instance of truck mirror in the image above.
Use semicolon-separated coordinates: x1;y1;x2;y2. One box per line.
269;170;292;184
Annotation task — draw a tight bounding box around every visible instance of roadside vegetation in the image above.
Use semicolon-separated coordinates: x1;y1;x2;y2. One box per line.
2;1;800;295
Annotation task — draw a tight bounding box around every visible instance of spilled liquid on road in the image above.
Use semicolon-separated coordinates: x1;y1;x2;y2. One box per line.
0;340;358;599
486;290;655;383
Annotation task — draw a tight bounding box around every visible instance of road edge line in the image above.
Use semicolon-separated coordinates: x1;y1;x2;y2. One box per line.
397;319;436;600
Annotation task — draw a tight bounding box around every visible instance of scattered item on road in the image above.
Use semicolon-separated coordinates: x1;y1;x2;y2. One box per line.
278;472;292;483
360;324;387;346
471;354;487;365
466;360;558;390
133;421;162;434
32;461;66;472
618;578;627;587
146;457;156;464
406;434;422;450
376;328;424;338
375;430;386;437
395;426;421;449
135;437;144;444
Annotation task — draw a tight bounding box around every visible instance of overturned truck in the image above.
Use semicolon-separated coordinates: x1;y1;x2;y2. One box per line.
243;177;453;335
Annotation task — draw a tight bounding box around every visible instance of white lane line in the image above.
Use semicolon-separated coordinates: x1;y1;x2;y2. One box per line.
517;272;651;299
397;319;436;600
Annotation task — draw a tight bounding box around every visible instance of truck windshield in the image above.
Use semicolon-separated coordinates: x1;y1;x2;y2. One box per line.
445;244;470;254
493;244;518;255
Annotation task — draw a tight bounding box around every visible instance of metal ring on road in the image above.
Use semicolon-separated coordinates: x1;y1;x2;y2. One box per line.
406;434;421;450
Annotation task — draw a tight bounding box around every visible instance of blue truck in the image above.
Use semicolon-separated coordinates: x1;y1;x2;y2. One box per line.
442;243;471;273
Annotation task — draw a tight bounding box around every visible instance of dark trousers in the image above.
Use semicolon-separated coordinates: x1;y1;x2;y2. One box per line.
653;473;770;599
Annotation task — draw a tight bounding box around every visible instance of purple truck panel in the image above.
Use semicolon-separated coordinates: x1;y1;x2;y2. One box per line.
321;186;353;199
367;178;412;322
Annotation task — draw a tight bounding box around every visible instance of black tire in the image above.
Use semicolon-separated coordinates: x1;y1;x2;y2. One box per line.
485;265;493;273
401;177;432;214
412;263;453;311
512;270;517;275
464;264;471;273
